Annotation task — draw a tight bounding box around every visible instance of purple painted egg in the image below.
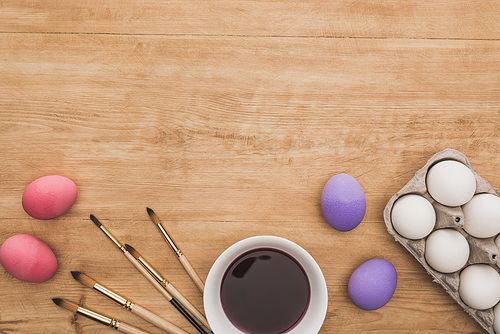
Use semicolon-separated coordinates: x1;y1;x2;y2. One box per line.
348;258;397;311
321;173;366;232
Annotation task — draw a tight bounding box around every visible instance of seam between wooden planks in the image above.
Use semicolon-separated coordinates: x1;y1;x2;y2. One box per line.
0;31;499;41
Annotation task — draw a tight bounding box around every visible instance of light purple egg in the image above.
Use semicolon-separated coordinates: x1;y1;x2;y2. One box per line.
348;258;397;311
321;173;366;232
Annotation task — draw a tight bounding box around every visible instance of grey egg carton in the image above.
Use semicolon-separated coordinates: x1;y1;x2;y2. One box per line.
383;149;500;334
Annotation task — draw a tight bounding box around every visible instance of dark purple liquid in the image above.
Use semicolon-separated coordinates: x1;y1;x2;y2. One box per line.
220;248;310;334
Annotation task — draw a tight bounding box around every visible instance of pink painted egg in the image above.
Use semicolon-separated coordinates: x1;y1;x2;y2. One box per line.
22;175;77;220
0;234;58;283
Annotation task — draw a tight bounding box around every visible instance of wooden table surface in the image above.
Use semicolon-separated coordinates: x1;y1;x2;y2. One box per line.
1;1;499;333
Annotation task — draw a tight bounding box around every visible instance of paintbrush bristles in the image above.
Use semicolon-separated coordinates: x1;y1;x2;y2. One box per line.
71;271;96;288
90;214;102;227
146;208;161;225
52;298;79;313
124;244;140;259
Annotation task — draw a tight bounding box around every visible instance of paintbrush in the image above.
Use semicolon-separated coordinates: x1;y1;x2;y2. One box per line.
147;208;205;293
125;244;212;333
71;271;188;334
89;215;210;334
52;298;150;334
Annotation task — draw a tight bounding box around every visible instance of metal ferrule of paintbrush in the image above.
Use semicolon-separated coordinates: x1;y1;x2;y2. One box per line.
101;227;126;252
135;255;170;287
93;283;135;311
90;215;127;252
156;224;182;257
77;306;120;328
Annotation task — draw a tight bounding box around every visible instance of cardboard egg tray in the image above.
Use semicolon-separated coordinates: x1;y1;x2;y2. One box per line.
383;148;500;334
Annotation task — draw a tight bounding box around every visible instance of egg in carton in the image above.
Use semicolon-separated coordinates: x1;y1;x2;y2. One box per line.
383;148;500;334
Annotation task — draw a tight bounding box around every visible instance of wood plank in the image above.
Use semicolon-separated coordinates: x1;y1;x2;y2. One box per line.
1;0;500;39
0;33;499;333
0;34;499;222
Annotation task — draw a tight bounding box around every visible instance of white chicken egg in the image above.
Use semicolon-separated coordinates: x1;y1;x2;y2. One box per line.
391;194;436;239
463;193;500;238
459;264;500;310
425;229;469;273
426;160;476;207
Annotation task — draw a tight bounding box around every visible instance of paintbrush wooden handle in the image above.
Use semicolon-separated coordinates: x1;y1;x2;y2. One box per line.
124;251;174;299
118;322;151;334
166;282;211;330
132;304;189;334
169;298;207;334
123;251;208;333
179;254;205;293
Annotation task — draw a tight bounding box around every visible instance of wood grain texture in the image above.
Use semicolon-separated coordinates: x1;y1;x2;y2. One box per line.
117;321;152;334
1;0;500;39
178;254;205;294
0;2;499;333
131;303;189;334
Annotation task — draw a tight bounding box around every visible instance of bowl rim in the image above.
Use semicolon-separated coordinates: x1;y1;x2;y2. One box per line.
204;235;328;334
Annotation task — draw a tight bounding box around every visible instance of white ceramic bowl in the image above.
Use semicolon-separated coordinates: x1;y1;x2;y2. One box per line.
204;236;328;334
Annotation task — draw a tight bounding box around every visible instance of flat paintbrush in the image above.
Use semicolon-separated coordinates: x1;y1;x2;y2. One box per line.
125;244;212;334
89;215;210;334
147;208;205;293
52;298;150;334
71;271;188;334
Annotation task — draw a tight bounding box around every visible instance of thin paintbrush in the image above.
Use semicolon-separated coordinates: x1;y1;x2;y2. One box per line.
89;215;210;334
147;208;205;293
71;271;188;334
52;298;150;334
90;214;126;251
125;244;212;334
